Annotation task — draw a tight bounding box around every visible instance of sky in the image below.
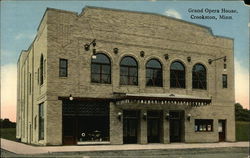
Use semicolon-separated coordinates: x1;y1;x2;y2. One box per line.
1;1;249;122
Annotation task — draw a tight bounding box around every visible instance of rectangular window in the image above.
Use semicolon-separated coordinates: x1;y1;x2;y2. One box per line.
37;68;39;84
34;116;37;130
39;103;44;140
59;59;68;77
29;73;32;94
222;74;227;88
195;119;213;132
44;59;46;79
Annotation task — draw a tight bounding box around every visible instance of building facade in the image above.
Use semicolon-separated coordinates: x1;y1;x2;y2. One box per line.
16;6;235;145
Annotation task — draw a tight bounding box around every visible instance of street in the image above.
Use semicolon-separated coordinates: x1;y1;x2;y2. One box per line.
1;147;249;158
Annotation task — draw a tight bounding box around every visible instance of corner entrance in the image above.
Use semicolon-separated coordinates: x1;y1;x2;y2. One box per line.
147;110;163;143
169;111;184;142
123;110;139;144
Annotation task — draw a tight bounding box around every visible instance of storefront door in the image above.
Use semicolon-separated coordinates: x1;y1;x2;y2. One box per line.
123;110;139;144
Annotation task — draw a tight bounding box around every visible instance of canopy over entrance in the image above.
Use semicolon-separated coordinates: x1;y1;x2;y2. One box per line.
113;92;211;107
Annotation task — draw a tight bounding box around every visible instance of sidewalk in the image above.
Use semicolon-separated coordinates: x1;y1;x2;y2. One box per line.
1;138;249;155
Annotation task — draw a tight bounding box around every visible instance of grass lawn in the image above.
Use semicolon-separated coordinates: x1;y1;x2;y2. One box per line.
0;128;16;141
236;121;250;141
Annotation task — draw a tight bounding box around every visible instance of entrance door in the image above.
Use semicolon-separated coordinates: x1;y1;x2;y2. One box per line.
147;111;162;143
63;116;77;145
123;111;139;144
169;111;183;142
218;120;226;142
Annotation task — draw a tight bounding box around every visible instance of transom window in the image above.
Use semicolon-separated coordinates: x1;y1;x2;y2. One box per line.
91;53;111;84
120;56;138;85
170;61;185;88
146;59;163;87
192;64;207;89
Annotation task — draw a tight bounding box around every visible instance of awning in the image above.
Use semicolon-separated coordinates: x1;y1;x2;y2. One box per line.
113;92;211;107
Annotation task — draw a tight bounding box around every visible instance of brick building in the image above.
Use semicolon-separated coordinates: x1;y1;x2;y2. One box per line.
16;6;235;145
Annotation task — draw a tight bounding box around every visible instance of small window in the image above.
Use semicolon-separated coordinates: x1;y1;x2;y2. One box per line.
222;74;227;88
39;103;44;140
44;59;46;79
40;55;44;85
34;116;37;130
59;59;68;77
195;119;213;132
29;73;32;94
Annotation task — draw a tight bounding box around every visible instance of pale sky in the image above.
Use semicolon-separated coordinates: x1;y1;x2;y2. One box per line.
1;1;249;122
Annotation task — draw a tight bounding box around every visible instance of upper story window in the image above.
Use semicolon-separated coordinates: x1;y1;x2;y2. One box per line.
170;61;185;88
91;53;111;84
192;64;207;89
146;59;163;87
120;56;138;85
222;74;227;88
40;55;44;85
59;59;68;77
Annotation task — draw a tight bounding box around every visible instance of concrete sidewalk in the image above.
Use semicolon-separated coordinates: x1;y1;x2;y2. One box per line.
1;138;249;155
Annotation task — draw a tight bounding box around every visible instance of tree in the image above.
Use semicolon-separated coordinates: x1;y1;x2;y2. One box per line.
235;103;250;121
0;118;16;128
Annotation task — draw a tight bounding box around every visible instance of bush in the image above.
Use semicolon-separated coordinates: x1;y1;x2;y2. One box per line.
0;128;16;141
0;118;16;128
236;121;250;141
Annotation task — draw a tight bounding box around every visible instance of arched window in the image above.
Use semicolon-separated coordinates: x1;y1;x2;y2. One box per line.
192;64;207;89
170;61;185;88
40;54;44;85
120;56;138;85
146;59;162;87
91;53;111;84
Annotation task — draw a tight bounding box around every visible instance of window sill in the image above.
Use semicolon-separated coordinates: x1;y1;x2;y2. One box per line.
145;85;163;88
170;87;186;89
195;131;213;132
192;89;207;91
120;84;138;87
90;82;112;85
